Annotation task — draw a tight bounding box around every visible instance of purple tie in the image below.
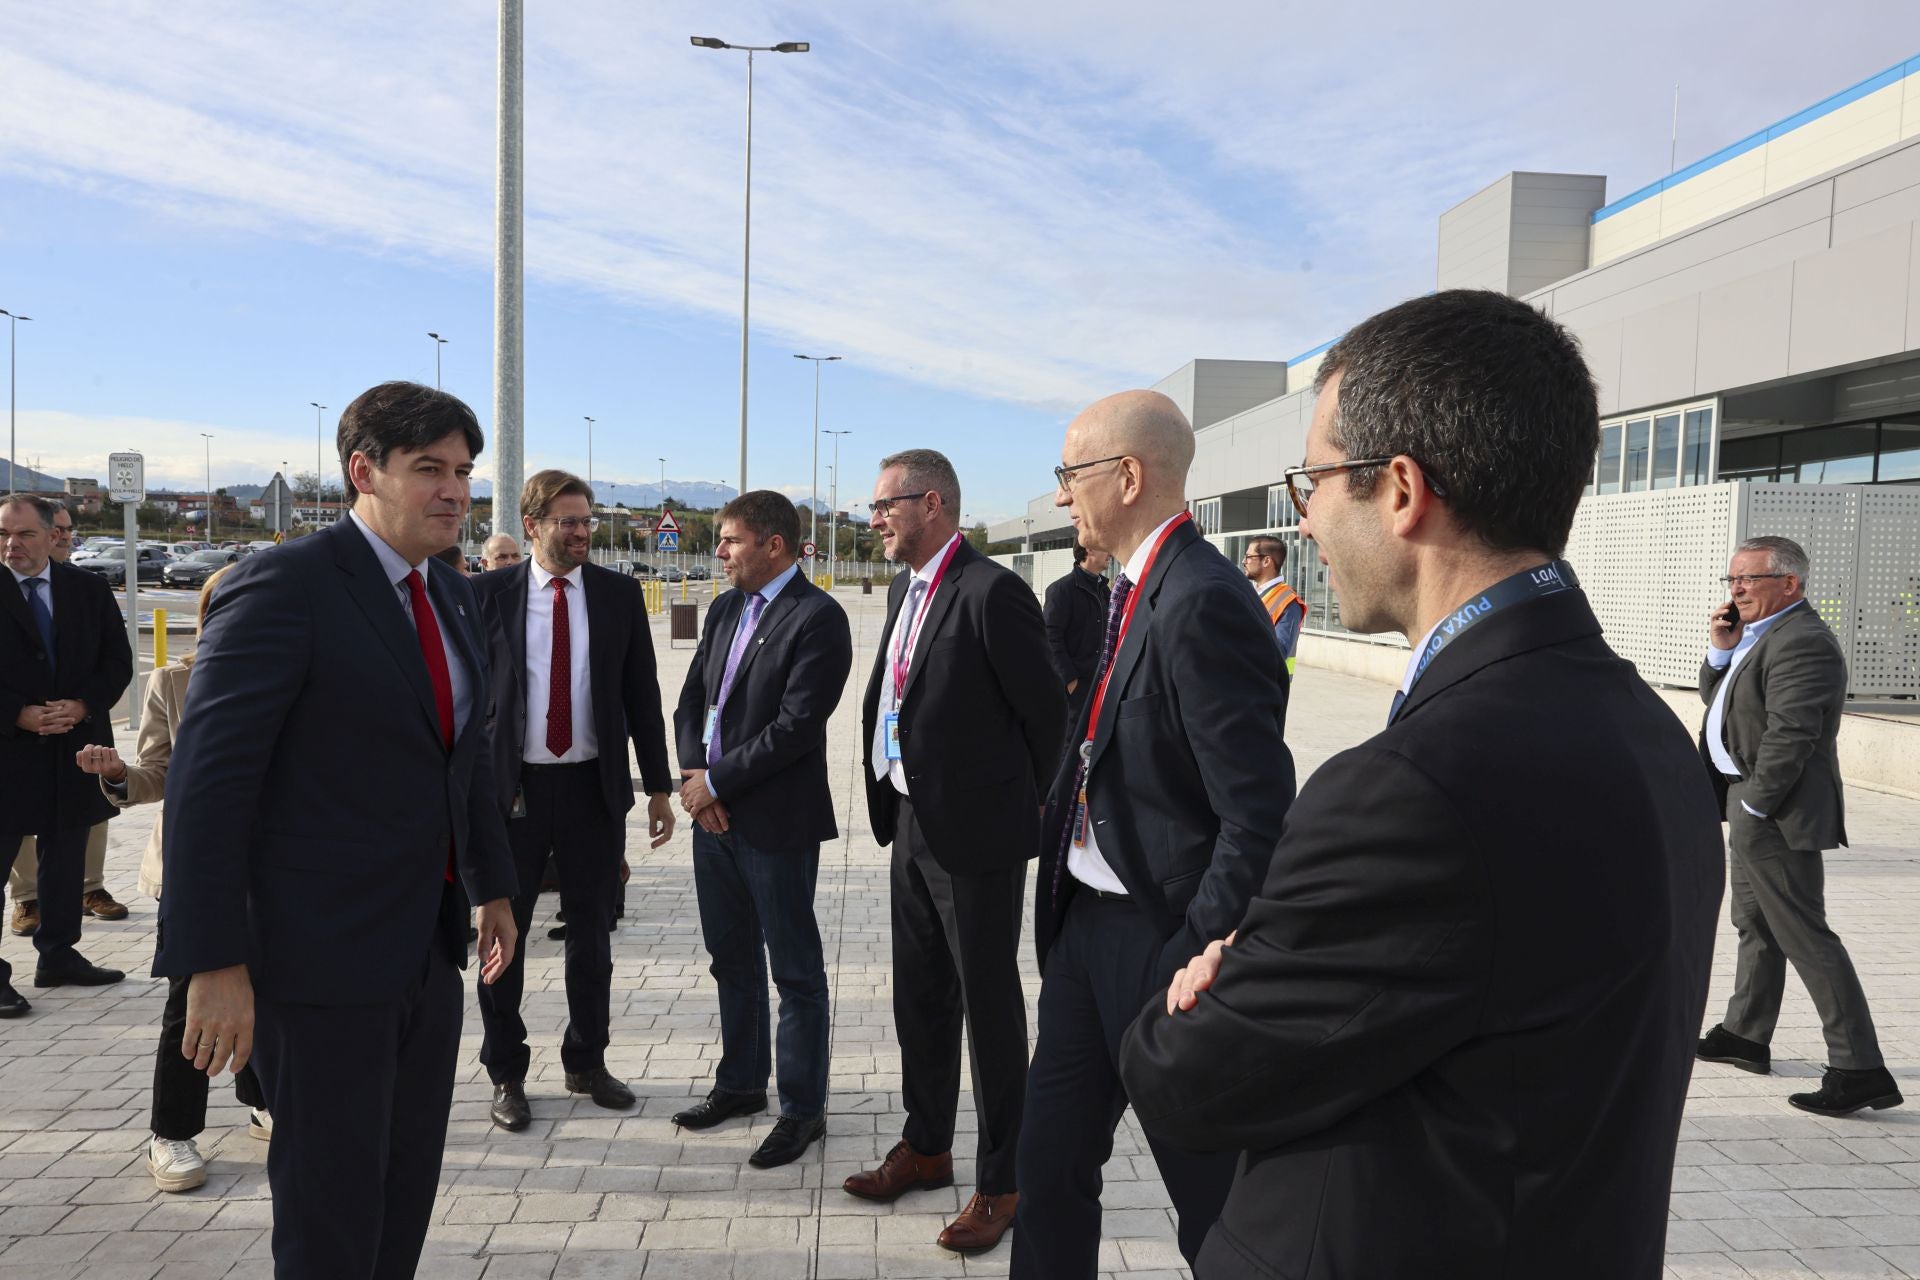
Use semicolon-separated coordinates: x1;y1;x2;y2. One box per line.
1055;573;1132;898
708;592;767;764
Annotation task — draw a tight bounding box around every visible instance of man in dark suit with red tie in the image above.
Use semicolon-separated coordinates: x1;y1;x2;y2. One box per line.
671;490;852;1168
156;382;520;1279
848;449;1064;1255
472;469;677;1131
1011;394;1295;1277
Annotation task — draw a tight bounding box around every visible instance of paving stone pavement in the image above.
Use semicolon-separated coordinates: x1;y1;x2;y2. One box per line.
0;580;1915;1279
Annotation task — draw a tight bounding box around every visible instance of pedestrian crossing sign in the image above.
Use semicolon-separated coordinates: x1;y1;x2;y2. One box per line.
657;530;680;551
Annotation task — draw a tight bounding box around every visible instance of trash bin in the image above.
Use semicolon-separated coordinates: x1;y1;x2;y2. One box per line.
861;577;873;595
669;601;699;648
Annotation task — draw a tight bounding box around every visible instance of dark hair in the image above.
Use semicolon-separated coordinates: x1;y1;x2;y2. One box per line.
0;494;58;530
1316;290;1598;555
337;381;485;504
434;543;467;572
1072;540;1088;565
1248;535;1286;569
717;489;801;553
522;469;594;520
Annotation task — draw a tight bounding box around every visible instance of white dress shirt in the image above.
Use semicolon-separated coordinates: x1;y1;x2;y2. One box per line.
1068;512;1184;896
350;509;473;737
1705;599;1804;816
873;532;963;796
523;558;598;764
705;561;801;801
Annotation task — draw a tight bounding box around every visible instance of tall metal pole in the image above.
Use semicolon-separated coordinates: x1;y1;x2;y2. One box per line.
1;311;31;495
794;354;841;578
311;402;327;519
429;332;448;389
584;416;595;493
825;428;850;579
202;434;215;540
494;0;526;540
738;50;754;496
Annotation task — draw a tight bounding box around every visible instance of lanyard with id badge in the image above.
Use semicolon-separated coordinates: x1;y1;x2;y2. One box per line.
885;537;964;761
1071;513;1189;847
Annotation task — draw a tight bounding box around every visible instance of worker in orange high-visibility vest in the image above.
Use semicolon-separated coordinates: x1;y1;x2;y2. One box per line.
1242;535;1306;677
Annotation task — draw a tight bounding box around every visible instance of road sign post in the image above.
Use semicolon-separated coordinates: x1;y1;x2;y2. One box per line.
656;507;681;554
109;452;145;729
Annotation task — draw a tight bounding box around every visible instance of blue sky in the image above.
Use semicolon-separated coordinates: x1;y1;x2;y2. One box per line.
2;1;1913;520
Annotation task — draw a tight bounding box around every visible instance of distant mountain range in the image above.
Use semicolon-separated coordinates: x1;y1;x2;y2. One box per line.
0;459;65;492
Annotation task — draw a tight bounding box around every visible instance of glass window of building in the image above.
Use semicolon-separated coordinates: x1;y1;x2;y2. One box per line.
1624;419;1652;491
1717;433;1779;481
1597;423;1623;494
1881;420;1920;482
1652;414;1681;489
1682;408;1713;485
1782;423;1878;484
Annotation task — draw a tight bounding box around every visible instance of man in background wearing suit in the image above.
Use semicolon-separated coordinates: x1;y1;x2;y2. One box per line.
1011;393;1294;1277
1041;540;1110;726
848;449;1064;1255
672;490;852;1168
156;382;520;1279
473;469;676;1132
1122;291;1725;1279
0;493;134;1015
1695;536;1902;1116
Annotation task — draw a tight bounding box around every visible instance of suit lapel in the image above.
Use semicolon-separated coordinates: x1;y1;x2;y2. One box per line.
706;590;746;702
1088;529;1194;768
900;541;967;704
331;521;442;740
1724;601;1810;709
731;580;806;688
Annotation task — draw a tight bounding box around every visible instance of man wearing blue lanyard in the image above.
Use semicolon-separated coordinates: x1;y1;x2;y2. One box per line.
1121;290;1725;1279
851;449;1064;1255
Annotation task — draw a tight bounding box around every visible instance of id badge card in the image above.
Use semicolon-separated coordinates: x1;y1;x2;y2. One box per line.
509;788;529;821
1071;782;1089;847
702;705;719;746
884;711;903;761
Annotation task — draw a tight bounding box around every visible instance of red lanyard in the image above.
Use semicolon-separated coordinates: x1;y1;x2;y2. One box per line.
1082;513;1188;742
891;535;963;699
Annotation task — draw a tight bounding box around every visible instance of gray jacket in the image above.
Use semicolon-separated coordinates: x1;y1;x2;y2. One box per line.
1698;601;1848;851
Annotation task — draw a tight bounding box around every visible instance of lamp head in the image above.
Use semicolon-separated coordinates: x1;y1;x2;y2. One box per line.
772;41;810;53
690;36;727;49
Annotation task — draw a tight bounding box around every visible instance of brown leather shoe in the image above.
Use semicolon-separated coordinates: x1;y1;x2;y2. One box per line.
9;899;37;937
937;1191;1018;1254
842;1139;953;1203
83;889;129;921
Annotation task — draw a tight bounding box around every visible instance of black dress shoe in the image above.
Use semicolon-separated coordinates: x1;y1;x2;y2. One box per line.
0;984;29;1018
749;1113;826;1169
491;1080;532;1132
672;1088;768;1130
1789;1065;1904;1117
33;952;126;988
564;1067;636;1110
1697;1024;1770;1074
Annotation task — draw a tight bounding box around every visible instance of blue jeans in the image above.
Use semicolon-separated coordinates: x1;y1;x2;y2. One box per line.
690;827;830;1118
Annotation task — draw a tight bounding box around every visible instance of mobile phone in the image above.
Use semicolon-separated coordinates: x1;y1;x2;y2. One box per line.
1719;603;1740;627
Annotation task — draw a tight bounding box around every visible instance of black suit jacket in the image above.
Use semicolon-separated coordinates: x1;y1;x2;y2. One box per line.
673;572;852;852
1036;520;1293;977
0;561;134;833
472;560;674;820
154;518;519;1005
1120;588;1725;1280
1042;565;1109;690
860;540;1065;874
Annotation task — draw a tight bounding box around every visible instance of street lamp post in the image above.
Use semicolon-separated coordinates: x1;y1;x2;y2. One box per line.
690;35;811;496
202;433;216;541
428;332;448;389
310;403;327;521
824;428;850;578
1022;518;1033;553
793;353;840;580
584;416;595;492
0;309;33;495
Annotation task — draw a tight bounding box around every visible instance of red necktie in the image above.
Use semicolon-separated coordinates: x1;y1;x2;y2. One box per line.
403;570;457;884
547;577;572;757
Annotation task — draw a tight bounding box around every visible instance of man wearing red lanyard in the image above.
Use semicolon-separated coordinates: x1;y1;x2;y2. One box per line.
1009;393;1295;1277
850;448;1064;1255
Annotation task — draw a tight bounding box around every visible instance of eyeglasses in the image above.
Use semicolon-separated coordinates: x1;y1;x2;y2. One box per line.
1053;454;1128;491
539;517;600;533
1719;573;1790;587
1242;551;1271;562
1281;456;1449;518
868;492;930;519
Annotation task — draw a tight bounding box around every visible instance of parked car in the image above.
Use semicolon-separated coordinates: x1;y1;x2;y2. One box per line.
77;544;167;587
247;540;278;553
607;560;656;578
166;542;201;559
163;548;241;587
685;565;711;580
661;566;686;583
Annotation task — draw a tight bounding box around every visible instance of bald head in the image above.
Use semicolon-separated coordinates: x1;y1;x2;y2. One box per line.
1057;390;1196;563
1069;391;1194;495
482;533;523;570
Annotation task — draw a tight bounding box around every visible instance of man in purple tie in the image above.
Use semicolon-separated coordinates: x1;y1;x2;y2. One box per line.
673;490;852;1168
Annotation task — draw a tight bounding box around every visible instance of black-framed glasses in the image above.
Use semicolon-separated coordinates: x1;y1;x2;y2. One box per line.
1053;454;1129;491
868;492;930;519
1281;456;1449;518
1719;573;1790;587
539;516;600;533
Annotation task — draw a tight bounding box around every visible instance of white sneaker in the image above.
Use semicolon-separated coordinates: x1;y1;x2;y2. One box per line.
147;1136;207;1193
248;1108;273;1142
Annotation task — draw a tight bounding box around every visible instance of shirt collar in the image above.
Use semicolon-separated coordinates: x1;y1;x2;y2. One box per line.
8;564;50;588
911;533;964;585
1739;598;1804;644
528;557;585;591
349;509;431;586
1122;513;1185;586
754;561;801;603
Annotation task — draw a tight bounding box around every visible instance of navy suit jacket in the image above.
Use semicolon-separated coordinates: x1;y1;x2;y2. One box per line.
674;573;852;852
154;517;518;1004
471;559;674;820
0;560;133;833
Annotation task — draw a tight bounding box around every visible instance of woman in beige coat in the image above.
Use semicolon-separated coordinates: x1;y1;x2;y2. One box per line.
75;566;268;1193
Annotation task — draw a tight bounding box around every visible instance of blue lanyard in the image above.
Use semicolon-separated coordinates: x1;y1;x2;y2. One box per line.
1392;559;1579;722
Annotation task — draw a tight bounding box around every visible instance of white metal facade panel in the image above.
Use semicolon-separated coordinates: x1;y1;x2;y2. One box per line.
1852;487;1920;697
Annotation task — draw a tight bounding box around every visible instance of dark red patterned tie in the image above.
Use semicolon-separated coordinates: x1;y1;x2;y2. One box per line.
547;577;572;757
403;570;456;884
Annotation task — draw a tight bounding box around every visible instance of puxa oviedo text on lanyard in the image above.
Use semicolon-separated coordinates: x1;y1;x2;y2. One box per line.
1393;558;1579;722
